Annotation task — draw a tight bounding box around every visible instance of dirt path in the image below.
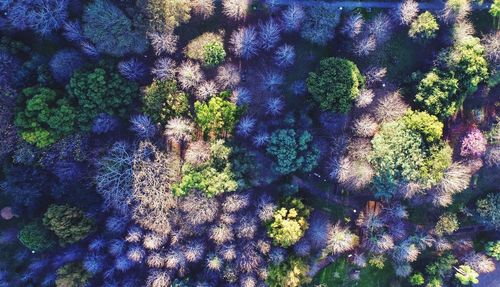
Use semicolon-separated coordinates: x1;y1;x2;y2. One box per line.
268;0;492;10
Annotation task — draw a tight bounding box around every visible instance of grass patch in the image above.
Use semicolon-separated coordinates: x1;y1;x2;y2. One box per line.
311;257;352;287
357;264;395;287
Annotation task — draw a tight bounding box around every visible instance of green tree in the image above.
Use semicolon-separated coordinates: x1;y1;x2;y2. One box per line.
266;129;320;175
455;265;479;285
485;241;500;260
409;12;439;41
476;193;500;230
56;263;91;287
15;87;76;148
186;32;226;67
43;204;95;244
267;197;311;247
67;63;138;130
409;272;425;286
142;79;190;124
18;221;56;251
415;69;459;119
307;57;364;113
491;0;500;29
435;212;459;236
195;91;239;139
267;256;311;287
143;0;191;32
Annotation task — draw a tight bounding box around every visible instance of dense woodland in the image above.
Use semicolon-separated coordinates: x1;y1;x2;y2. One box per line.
0;0;499;286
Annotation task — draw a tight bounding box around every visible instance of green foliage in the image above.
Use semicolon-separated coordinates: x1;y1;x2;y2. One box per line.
368;255;386;269
415;69;459;119
409;12;439;41
357;262;395;287
476;193;500;230
67;63;138;130
143;0;191;32
195;91;239;139
454;265;479;285
371;111;452;192
449;36;489;96
186;32;226;67
83;0;147;56
266;256;311;287
435;212;459;236
312;257;351;286
409;272;425;286
230;146;269;188
425;252;458;279
56;263;91;287
490;0;500;28
15;87;76;148
43;204;95;244
307;57;364;113
267;197;311;247
485;241;500;260
142;79;190;124
18;221;56;251
266;129;320;175
173;140;238;197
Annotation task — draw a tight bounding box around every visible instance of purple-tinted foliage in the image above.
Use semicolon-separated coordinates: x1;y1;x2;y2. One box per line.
41;273;56;287
118;58;148;81
1;166;49;208
61;246;84;263
49;49;84;83
89;237;107;252
0;52;22;88
115;256;134;271
109;239;126;256
53;161;83;182
293;239;311;256
106;216;129;234
237;116;256;137
92;113;120;134
130;114;157;139
63;20;85;43
151;57;176;80
461;127;487;158
84;253;106;274
80;41;99;57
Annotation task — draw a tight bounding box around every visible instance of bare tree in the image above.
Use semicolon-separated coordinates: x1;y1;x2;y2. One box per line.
151;57;176;80
355;88;375;108
354;35;376;57
216;63;241;89
341;13;364;39
237;116;256;137
223;0;251;21
374;90;409;122
281;4;305;32
148;31;178;55
130;114;157;139
394;0;419;26
442;0;471;24
177;60;204;90
353;114;379;137
230;26;259;59
265;97;285;116
482;32;500;68
323;223;359;256
274;44;295;67
185;141;211;166
368;13;393;44
364;66;387;87
192;0;215;19
258;18;281;50
164;117;194;144
195;80;218;101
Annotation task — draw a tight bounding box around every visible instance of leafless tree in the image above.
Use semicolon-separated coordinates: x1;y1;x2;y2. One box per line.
274;44;295;67
341;13;364;39
353;115;379;137
237;116;256;137
281;4;305;32
151;57;176;80
452;20;475;44
231;87;252;106
482;31;500;68
148;31;178;55
463;252;496;273
355;88;375;108
436;162;471;198
442;0;471;24
195;80;218;101
323;223;359;256
374;90;409;122
216;63;241;89
394;0;419;26
258;18;281;50
368;13;393;44
260;71;284;91
146;270;171;287
354;35;376;57
336;156;374;191
265;97;285;116
164;117;194;144
177;60;204;90
192;0;215;19
130;114;157;139
364;66;387;87
223;0;251;21
143;232;167;250
230;26;259;59
185;141;211;166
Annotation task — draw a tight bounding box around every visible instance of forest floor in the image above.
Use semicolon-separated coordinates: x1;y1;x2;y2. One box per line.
268;0;492;10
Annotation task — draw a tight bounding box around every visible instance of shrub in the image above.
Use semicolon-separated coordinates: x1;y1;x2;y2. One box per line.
222;0;251;20
409;12;439;41
56;263;91;287
435;213;459;236
83;0;147;57
266;256;311;287
195;91;239;139
267;197;311;248
460;127;487;158
15;87;77;148
281;4;305;32
230;26;259;60
43;204;95;244
395;0;419;26
301;4;340;46
266;129;320;175
186;32;226;67
307;57;364;113
66;63;138;130
454;265;479;285
415;69;459;119
143;0;191;32
18;222;55;251
476;193;500;230
49;49;84;84
142;80;190;125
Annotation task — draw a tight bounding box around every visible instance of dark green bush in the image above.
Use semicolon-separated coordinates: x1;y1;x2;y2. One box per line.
43;204;95;244
18;221;56;251
142;79;190;124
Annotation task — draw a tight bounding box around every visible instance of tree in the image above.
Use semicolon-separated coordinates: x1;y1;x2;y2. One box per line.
267;197;311;248
435;213;459;236
476;193;500;230
177;60;204;90
222;0;251;20
143;0;191;32
18;222;56;251
485;241;500;260
409;272;425;286
266;129;320;175
491;0;500;28
83;0;147;56
455;265;479;285
66;63;138;130
301;4;340;46
281;4;305;32
266;256;311;287
56;263;91;287
195;91;239;139
142;80;190;125
49;49;84;83
341;13;364;39
415;69;459;119
307;57;364;113
460;127;487;158
395;0;419;26
186;32;226;67
322;223;359;256
230;26;259;60
259;19;281;51
443;0;471;24
43;204;95;244
409;12;439;41
15;87;76;148
192;0;215;19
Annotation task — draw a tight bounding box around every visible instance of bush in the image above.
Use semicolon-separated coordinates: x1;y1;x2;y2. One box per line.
409;12;439;41
43;204;95;244
195;91;239;139
476;193;500;230
142;80;190;125
415;69;459;119
266;129;320;175
15;87;77;148
267;197;311;247
49;49;84;84
307;57;364;113
435;213;459;236
18;222;55;251
186;32;226;67
83;0;147;56
371;111;452;193
56;263;91;287
66;63;138;130
267;256;311;287
301;4;340;45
